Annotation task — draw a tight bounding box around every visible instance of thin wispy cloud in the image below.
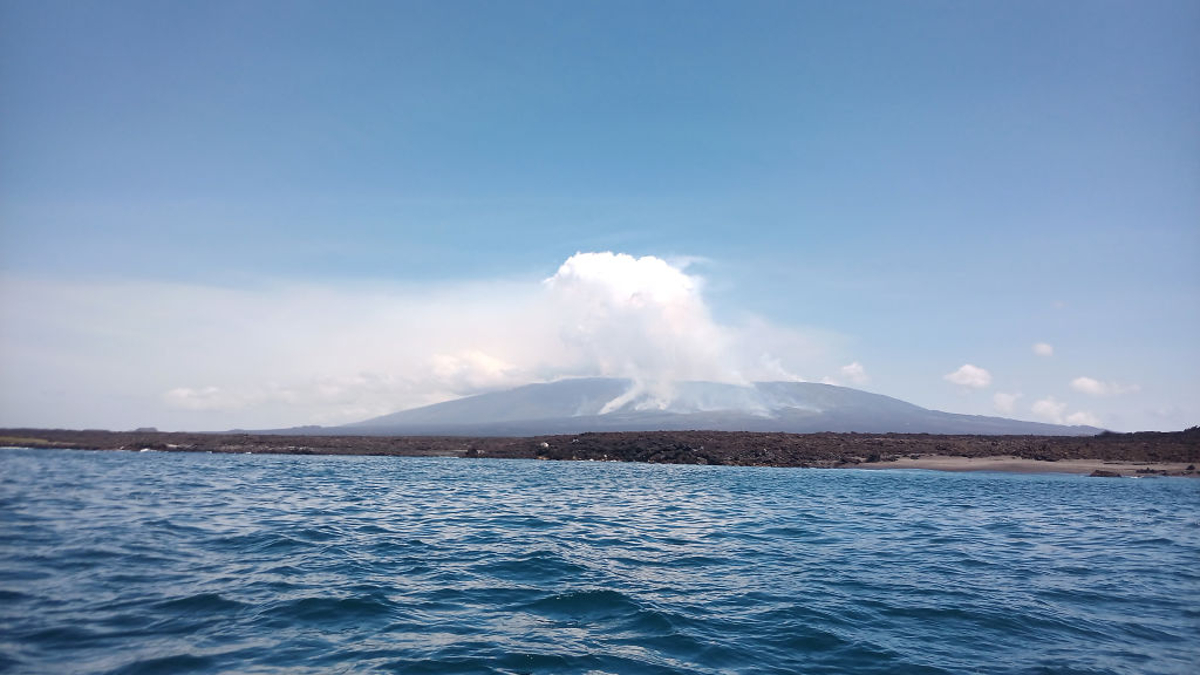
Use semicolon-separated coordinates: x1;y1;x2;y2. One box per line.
993;392;1021;415
1065;410;1101;427
1070;377;1140;397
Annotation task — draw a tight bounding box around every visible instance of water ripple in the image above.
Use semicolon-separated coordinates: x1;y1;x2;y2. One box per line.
1;448;1197;674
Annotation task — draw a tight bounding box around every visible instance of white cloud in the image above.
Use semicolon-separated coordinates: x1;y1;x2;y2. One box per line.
1032;342;1053;357
839;362;869;385
1070;376;1140;397
820;362;868;387
1031;396;1102;427
1066;411;1102;427
0;252;843;430
164;386;236;411
1031;397;1068;423
1070;377;1106;396
944;364;992;389
993;392;1021;414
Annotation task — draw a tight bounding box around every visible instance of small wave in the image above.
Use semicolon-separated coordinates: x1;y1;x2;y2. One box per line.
18;624;105;647
472;549;591;583
260;593;397;625
353;522;392;535
151;592;248;614
523;588;644;621
0;588;30;603
209;531;309;554
103;652;214;675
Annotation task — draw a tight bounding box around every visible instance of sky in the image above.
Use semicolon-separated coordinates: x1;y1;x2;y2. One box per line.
1;0;1197;433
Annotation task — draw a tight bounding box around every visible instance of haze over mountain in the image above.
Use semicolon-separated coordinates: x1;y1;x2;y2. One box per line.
335;378;1102;437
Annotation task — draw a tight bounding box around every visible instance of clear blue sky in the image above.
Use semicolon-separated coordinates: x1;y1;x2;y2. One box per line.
2;0;1197;432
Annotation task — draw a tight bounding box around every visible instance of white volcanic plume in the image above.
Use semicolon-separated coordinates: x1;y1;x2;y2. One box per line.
543;252;743;409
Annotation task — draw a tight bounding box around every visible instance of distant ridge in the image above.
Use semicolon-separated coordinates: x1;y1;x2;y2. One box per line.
318;378;1102;437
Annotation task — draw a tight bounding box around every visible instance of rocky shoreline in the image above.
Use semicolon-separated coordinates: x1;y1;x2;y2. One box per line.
3;427;1197;476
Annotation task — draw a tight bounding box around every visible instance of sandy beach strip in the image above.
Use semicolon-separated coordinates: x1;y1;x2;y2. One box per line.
857;455;1196;477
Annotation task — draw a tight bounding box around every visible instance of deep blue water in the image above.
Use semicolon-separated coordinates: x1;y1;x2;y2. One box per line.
1;448;1197;675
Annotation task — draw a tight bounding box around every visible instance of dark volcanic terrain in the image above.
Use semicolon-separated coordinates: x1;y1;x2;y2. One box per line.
3;427;1197;475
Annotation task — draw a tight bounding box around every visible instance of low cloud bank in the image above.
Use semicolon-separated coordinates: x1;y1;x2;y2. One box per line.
0;252;846;429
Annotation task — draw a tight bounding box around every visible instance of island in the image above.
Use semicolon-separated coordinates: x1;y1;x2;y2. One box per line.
2;427;1197;477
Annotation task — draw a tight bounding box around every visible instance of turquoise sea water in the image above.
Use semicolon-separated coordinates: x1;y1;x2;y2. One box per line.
1;447;1197;674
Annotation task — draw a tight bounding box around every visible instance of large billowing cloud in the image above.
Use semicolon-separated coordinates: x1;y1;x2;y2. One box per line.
541;252;742;406
0;252;844;430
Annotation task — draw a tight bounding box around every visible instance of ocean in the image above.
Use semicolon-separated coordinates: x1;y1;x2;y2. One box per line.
1;447;1197;674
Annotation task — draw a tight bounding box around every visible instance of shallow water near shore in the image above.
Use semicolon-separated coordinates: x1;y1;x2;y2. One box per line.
1;447;1198;674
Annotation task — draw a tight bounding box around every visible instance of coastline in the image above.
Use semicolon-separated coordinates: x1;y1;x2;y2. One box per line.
3;427;1197;477
855;455;1197;477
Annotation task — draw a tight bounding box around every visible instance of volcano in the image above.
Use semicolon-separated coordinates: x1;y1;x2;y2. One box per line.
335;378;1102;436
